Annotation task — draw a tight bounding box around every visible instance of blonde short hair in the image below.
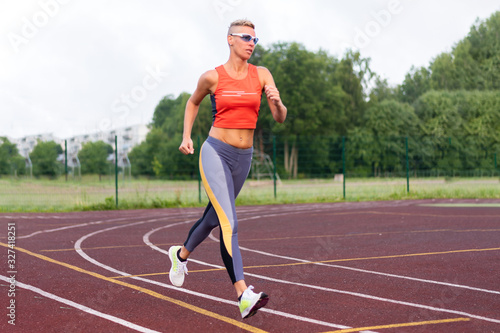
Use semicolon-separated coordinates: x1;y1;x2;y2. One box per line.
228;19;255;34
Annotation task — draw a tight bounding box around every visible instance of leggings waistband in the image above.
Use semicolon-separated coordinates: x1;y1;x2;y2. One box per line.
206;136;253;155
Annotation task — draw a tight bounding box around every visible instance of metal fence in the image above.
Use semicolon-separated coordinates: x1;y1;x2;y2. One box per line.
0;135;498;211
256;134;499;198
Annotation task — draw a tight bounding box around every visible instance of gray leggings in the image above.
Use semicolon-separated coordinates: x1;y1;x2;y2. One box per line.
184;136;253;284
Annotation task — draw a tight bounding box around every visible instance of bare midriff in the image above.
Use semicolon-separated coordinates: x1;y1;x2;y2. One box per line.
209;127;254;149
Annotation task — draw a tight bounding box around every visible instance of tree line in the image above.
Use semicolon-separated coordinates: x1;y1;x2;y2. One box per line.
1;11;499;178
0;138;114;178
129;11;500;179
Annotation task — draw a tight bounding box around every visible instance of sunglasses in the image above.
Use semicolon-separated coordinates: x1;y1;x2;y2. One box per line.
229;33;259;45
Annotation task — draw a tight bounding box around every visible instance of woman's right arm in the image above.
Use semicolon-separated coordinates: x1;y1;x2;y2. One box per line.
179;70;217;155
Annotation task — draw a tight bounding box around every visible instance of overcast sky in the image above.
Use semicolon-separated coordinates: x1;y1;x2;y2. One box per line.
1;0;499;139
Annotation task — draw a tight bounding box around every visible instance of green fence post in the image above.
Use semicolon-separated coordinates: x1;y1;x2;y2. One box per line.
406;137;409;193
115;135;118;208
273;135;277;199
64;139;68;181
495;153;498;176
342;136;346;199
198;135;201;203
449;137;452;177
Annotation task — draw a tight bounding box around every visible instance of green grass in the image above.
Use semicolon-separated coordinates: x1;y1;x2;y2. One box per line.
0;176;202;212
0;176;499;212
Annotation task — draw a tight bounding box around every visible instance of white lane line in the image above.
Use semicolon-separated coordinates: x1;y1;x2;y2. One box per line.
142;224;376;332
216;212;500;296
9;203;344;240
236;242;500;296
17;211;200;239
18;217;133;239
203;235;500;324
74;218;359;330
0;275;161;333
145;211;499;326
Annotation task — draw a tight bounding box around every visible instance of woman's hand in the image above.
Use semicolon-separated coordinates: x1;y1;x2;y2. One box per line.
264;85;282;106
179;137;195;155
264;84;287;123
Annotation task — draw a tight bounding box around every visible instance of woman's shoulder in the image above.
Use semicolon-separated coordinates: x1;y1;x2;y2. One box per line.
256;66;272;77
199;68;219;85
202;68;218;79
256;66;273;86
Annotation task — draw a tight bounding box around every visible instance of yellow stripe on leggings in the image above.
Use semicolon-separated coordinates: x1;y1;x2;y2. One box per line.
199;144;233;257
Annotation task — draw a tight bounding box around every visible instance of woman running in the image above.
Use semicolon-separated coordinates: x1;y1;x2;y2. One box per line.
169;19;287;319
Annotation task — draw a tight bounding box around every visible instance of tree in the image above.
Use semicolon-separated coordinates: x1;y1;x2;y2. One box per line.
334;50;372;126
413;91;462;137
454;90;500;173
78;141;114;180
30;141;63;178
462;11;500;90
0;137;26;176
397;66;431;104
397;11;500;103
412;90;500;175
348;100;419;176
251;42;321;177
128;137;155;177
368;76;398;105
130;91;213;179
428;12;500;91
250;43;371;178
429;53;460;90
129;12;500;179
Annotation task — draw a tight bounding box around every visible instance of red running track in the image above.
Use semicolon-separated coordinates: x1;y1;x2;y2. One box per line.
1;199;499;332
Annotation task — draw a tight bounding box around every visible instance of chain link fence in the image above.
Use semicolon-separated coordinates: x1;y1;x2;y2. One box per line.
1;135;498;211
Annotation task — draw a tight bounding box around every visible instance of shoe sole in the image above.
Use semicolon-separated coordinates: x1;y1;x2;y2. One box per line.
243;293;269;319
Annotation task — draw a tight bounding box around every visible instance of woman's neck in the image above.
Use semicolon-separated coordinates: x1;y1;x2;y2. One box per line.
224;57;248;77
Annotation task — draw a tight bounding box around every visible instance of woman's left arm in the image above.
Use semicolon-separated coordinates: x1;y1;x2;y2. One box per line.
259;67;287;123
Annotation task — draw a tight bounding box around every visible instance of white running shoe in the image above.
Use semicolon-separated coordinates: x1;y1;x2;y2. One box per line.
239;285;269;319
168;246;188;287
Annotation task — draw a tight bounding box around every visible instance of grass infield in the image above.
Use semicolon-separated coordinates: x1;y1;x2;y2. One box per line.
1;176;499;212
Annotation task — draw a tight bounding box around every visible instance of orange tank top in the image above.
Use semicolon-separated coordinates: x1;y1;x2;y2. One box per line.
210;64;262;129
